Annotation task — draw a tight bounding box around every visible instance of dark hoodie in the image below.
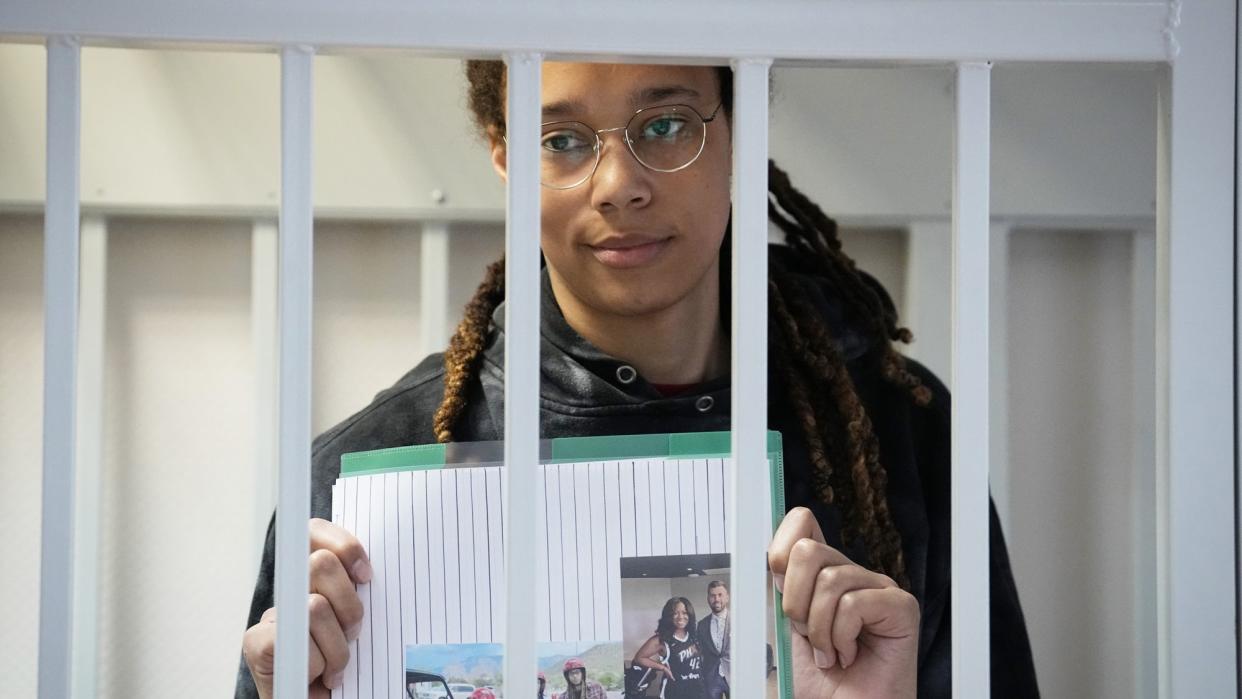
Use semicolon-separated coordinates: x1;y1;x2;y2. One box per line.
236;249;1039;698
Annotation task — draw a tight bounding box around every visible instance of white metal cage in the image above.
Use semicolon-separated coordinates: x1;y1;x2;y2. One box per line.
2;0;1236;697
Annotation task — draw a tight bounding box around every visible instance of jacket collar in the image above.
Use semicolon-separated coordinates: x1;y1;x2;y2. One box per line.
485;248;878;409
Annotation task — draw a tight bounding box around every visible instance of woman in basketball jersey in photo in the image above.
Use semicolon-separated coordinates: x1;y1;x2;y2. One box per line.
630;597;708;699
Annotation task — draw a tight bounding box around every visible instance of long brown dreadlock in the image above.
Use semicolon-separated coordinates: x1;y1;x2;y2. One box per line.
438;61;930;590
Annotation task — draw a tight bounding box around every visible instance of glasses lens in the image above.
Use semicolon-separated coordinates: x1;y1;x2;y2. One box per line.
540;122;597;188
627;106;706;172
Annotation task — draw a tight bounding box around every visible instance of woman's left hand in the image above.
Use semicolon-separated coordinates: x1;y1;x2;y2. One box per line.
768;507;920;699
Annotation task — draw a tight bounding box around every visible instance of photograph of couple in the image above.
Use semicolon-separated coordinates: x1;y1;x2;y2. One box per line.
626;582;731;699
621;554;735;699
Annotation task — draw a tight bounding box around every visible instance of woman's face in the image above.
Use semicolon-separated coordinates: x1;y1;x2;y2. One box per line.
491;63;732;320
672;601;690;630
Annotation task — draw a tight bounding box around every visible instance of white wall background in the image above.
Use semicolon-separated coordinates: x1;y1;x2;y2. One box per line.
0;43;1156;698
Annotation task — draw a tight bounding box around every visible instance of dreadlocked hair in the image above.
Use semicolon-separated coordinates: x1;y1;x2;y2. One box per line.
443;60;931;589
432;257;504;443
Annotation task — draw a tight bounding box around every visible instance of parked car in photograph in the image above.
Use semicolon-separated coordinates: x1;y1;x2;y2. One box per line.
406;670;453;699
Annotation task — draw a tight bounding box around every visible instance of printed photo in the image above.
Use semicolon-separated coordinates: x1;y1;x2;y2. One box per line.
620;554;732;699
537;640;623;699
404;643;503;699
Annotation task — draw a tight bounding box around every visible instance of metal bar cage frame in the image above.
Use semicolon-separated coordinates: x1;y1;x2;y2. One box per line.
2;0;1235;697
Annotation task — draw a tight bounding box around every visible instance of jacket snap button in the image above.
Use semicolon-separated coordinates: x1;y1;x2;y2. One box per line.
616;365;638;384
695;395;715;413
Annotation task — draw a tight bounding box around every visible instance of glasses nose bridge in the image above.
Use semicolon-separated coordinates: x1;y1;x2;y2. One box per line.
593;124;630;151
591;123;641;170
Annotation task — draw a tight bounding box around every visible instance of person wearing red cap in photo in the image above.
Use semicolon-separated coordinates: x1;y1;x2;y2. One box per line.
560;658;606;699
468;688;495;699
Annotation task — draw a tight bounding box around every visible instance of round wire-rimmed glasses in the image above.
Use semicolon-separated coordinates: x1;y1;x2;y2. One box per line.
538;102;724;190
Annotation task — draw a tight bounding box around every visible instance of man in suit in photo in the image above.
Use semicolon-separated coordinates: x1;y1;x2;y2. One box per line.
697;580;731;699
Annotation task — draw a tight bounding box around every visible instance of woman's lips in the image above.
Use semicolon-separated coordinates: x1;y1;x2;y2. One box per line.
588;237;672;269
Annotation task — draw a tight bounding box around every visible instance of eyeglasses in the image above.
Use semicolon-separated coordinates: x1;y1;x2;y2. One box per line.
536;102;723;190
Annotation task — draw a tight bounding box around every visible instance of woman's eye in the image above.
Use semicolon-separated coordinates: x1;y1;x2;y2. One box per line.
642;116;687;140
542;131;590;154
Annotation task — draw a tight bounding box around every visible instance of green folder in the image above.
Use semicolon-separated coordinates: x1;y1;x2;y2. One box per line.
339;430;792;699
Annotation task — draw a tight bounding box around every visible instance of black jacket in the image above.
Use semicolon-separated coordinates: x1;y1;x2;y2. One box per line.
237;261;1039;698
696;614;728;681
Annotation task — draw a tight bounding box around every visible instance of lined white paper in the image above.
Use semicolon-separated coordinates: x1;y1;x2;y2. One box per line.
329;457;739;699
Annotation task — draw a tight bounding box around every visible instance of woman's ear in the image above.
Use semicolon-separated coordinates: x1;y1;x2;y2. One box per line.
488;126;508;182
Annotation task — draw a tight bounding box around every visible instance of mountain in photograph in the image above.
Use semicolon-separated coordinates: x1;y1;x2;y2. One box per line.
406;643;504;687
540;642;624;691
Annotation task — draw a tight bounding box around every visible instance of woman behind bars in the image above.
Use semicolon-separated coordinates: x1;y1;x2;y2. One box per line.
237;62;1038;698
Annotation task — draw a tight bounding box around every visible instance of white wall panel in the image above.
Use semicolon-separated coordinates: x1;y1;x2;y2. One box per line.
312;221;422;434
0;215;45;699
0;49;1164;223
0;44;46;202
1006;230;1140;699
768;64;1157;221
310;221;505;436
79;46;279;211
447;224;505;319
312;55;504;215
96;219;257;699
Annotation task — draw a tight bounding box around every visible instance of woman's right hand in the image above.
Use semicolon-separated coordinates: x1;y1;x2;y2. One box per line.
768;507;919;699
242;518;371;699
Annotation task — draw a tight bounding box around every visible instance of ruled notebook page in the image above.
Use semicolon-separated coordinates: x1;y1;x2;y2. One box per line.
330;457;780;699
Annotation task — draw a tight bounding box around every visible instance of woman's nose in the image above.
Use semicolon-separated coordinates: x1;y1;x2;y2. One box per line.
588;131;652;212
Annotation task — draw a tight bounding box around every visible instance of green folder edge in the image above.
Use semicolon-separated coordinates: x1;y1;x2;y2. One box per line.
339;430;793;699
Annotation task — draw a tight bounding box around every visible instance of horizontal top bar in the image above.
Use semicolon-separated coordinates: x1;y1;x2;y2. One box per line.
2;0;1171;63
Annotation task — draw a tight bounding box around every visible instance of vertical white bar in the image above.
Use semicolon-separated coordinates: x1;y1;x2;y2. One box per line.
678;462;695;554
426;471;447;643
649;460;668;556
442;471;462;644
603;461;622;637
343;476;359;699
39;34;80;699
419;221;451;359
457;469;477;642
536;466;551;641
560;466;581;639
413;472;432;644
620;462;637;557
252;218;279;569
729;57;771;699
471;469;490;640
692;459;709;553
1130;226;1157;699
1154;70;1172;699
368;475;388;692
987;222;1012;529
589;464;609;639
634;462;652;556
485;468;504;641
502;51;542;699
398;471;416;646
354;477;373;698
71;214;105;699
708;459;725;553
1161;0;1238;691
546;464;566;639
274;44;314;699
384;472;401;691
951;62;991;699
